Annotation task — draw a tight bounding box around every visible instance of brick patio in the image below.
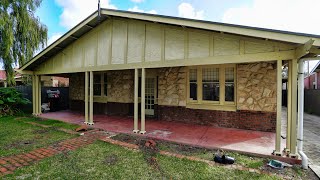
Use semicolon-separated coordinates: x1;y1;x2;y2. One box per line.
0;130;108;177
39;110;286;157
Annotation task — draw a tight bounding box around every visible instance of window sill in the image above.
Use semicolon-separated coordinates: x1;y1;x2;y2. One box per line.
186;103;236;111
93;96;108;103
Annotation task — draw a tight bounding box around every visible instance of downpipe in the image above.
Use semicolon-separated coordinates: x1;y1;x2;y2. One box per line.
297;59;308;170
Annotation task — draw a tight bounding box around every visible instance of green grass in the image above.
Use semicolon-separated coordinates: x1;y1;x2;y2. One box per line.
0;116;76;157
18;116;80;130
5;141;279;180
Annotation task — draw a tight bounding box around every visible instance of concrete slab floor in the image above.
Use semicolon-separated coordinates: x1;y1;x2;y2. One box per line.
39;110;285;157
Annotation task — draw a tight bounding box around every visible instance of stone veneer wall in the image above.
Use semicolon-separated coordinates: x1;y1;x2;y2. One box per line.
237;62;277;112
69;70;134;103
69;73;85;100
107;70;134;103
158;67;186;106
69;70;134;114
156;62;277;132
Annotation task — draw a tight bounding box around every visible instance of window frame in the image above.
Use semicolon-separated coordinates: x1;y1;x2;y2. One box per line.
93;72;108;98
187;64;236;110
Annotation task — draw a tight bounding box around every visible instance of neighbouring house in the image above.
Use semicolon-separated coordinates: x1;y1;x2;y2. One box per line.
41;76;69;87
18;9;320;157
0;70;23;87
304;61;320;89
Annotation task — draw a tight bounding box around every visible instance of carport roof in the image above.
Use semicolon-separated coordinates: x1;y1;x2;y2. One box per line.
19;8;320;71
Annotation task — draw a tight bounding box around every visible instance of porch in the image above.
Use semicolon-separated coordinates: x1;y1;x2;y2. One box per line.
39;110;285;156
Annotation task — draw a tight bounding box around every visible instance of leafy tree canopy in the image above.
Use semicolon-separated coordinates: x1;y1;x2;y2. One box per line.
0;0;47;86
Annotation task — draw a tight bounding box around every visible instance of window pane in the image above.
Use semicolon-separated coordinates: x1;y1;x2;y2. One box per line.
189;69;197;100
93;74;101;96
202;68;219;82
225;67;234;82
94;74;101;84
189;69;197;82
94;84;101;96
225;67;234;102
225;83;234;102
104;73;108;96
190;83;197;100
203;83;219;101
202;68;219;101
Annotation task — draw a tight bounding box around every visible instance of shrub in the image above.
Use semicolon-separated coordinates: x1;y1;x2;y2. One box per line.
0;87;30;116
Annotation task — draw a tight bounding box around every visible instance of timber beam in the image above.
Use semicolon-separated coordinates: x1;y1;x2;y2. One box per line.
309;47;320;55
295;39;314;59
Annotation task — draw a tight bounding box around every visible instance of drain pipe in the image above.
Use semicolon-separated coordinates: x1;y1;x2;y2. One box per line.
298;59;308;169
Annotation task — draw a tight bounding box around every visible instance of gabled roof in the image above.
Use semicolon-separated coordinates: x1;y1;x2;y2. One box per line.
19;8;320;71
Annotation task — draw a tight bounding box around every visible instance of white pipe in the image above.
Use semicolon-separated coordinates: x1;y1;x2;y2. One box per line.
298;60;308;169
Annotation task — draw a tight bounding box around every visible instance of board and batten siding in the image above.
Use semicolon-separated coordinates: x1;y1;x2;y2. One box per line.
35;18;295;74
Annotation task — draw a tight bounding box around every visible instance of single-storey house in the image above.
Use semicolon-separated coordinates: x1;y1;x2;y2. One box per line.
18;9;320;158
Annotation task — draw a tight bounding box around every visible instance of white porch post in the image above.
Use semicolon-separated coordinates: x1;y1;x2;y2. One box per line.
84;71;89;124
275;59;282;155
290;58;298;157
140;68;146;134
89;71;94;125
38;75;42;115
32;75;36;115
133;68;139;133
286;61;292;152
35;75;39;115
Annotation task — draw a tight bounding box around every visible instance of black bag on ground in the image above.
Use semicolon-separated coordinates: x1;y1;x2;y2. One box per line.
214;154;235;164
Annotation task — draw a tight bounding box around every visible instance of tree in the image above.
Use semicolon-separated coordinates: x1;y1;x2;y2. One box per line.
0;0;47;86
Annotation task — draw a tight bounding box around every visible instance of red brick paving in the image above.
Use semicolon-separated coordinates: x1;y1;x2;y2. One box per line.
0;130;107;177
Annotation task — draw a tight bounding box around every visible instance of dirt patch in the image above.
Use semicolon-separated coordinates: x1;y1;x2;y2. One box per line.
104;154;118;166
4;140;35;150
111;134;142;145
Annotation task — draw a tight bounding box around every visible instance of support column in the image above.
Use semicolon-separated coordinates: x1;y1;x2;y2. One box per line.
32;75;36;115
140;68;146;134
133;68;139;133
38;75;42;115
290;59;298;157
89;71;94;125
275;59;282;155
84;72;89;124
286;61;292;152
35;75;39;115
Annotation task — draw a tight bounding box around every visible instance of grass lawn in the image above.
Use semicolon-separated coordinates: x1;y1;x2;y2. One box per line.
0;116;77;157
17;116;80;130
1;117;316;179
5;141;278;180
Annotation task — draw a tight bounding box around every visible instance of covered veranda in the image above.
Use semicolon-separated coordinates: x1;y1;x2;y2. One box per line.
39;110;286;157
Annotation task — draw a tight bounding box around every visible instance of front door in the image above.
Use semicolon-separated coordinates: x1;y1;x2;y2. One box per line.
145;77;156;116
